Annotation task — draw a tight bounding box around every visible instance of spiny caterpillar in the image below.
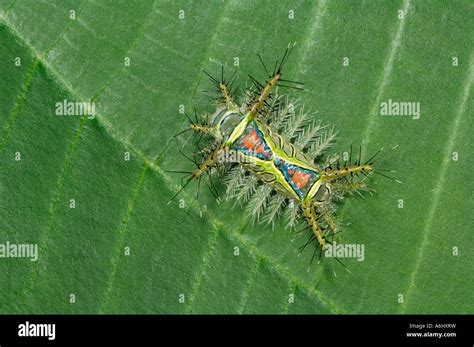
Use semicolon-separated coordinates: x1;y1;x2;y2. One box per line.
170;43;387;264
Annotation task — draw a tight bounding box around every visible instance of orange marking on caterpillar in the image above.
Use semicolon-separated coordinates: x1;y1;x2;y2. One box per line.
292;171;310;189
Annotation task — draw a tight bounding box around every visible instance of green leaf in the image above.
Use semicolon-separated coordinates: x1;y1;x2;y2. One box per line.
0;0;472;314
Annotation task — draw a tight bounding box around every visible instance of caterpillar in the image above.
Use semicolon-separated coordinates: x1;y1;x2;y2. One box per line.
170;43;387;264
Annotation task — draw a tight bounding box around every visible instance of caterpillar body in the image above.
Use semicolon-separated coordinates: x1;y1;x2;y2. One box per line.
172;44;380;261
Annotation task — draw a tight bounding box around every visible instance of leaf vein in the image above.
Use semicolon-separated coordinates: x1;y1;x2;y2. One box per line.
0;59;39;153
237;259;261;314
401;51;474;313
90;0;156;101
361;0;411;150
21;118;87;307
99;162;149;313
185;227;221;313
